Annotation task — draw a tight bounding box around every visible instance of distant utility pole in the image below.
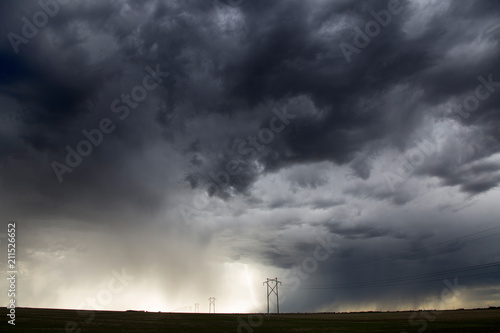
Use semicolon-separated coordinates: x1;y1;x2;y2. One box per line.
194;303;199;313
263;277;282;314
208;297;216;313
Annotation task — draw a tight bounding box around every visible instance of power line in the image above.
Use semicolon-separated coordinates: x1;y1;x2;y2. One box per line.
299;261;500;288
331;226;500;274
288;261;500;289
293;269;500;290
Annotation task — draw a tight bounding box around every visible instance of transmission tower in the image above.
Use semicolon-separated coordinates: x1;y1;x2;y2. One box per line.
208;297;216;313
194;303;199;313
263;277;282;314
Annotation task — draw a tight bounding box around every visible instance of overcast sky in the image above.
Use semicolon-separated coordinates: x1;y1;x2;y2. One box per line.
1;0;500;314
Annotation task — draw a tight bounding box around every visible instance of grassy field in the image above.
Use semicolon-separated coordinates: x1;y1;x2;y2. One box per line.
1;307;499;332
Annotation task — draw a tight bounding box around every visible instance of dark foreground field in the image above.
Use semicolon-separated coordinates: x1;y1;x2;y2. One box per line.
1;307;499;332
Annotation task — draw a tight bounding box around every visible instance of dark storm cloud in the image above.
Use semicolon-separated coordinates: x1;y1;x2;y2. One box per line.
0;0;181;222
1;0;499;203
176;0;500;198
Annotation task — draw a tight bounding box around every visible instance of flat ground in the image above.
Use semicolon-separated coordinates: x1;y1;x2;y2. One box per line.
1;307;499;332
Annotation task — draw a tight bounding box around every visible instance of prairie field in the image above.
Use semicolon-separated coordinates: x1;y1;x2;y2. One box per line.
1;307;500;332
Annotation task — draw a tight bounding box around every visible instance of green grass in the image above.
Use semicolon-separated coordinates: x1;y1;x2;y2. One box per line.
1;307;499;332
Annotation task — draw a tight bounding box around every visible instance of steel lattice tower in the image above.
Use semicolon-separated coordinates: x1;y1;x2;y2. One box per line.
208;297;216;313
263;277;282;314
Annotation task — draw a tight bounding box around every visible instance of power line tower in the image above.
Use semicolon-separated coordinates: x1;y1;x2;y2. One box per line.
208;297;216;313
194;303;199;313
263;277;282;314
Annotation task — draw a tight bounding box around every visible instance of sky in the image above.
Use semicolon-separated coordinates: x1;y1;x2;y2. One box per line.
1;0;500;315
